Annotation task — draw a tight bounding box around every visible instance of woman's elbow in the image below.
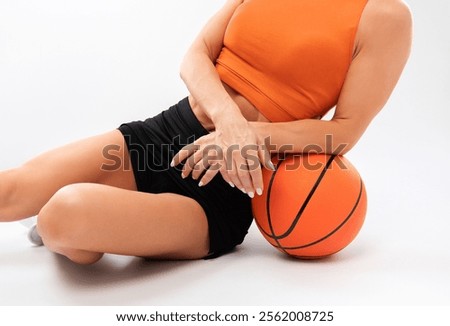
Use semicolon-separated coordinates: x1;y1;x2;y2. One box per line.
324;120;365;155
319;135;355;156
179;54;190;82
179;48;211;83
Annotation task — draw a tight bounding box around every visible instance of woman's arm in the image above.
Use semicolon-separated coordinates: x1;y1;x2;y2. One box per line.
175;0;273;197
251;0;413;155
179;0;244;124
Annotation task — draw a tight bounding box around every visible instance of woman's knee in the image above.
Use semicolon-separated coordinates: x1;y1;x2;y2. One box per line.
37;184;87;248
37;184;104;264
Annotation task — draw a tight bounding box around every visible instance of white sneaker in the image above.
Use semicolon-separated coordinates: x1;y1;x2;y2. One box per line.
27;224;43;246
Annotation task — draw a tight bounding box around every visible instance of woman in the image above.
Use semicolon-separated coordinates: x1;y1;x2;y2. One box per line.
0;0;412;264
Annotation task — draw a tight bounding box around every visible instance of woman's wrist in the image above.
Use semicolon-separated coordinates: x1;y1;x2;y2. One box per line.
210;101;247;129
249;121;272;149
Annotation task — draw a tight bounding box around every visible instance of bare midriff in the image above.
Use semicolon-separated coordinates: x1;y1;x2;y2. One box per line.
189;82;270;132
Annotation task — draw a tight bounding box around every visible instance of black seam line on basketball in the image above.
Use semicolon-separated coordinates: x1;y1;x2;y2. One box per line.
275;176;363;250
256;155;332;240
253;158;284;239
260;154;336;240
264;158;289;254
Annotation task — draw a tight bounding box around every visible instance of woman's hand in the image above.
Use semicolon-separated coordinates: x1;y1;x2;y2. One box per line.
171;116;275;198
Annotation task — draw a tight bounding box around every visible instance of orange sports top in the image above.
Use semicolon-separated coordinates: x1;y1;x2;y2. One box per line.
216;0;369;122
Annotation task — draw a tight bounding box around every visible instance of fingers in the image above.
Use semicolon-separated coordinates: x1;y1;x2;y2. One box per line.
239;146;261;198
198;163;221;187
259;138;276;171
219;165;234;188
229;155;250;195
174;137;221;184
228;149;260;198
181;149;205;179
247;157;264;196
170;143;199;168
171;134;275;198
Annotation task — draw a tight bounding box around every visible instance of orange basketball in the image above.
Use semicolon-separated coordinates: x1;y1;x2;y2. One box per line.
252;154;367;259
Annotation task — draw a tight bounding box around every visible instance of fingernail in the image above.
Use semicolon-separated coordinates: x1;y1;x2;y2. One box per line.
228;181;235;188
240;188;246;194
256;188;263;196
198;181;203;187
181;173;186;179
268;161;276;171
248;191;254;198
170;160;175;167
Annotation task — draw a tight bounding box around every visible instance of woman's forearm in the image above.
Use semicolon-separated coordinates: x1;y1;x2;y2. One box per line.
179;0;246;128
251;117;365;156
180;51;244;126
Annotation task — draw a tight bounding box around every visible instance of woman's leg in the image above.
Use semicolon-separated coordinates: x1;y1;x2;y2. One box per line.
0;130;136;221
37;183;210;264
1;129;210;263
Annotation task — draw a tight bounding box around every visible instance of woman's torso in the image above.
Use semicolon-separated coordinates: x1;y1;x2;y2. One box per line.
189;83;269;131
190;0;371;131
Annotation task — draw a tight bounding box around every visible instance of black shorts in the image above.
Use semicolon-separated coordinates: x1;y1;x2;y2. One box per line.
118;97;253;258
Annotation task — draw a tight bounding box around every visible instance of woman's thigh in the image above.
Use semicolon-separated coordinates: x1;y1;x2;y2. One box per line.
37;183;210;262
21;129;136;189
3;129;136;220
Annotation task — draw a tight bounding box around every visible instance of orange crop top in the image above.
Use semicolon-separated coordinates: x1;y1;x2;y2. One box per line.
216;0;369;122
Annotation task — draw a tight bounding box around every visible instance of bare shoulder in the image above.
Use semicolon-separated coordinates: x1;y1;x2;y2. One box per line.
364;0;412;26
357;0;413;52
227;0;245;6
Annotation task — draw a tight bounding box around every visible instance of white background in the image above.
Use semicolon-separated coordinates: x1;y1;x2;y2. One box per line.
0;0;449;306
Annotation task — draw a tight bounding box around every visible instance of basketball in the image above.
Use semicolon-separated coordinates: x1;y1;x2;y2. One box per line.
252;154;367;259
